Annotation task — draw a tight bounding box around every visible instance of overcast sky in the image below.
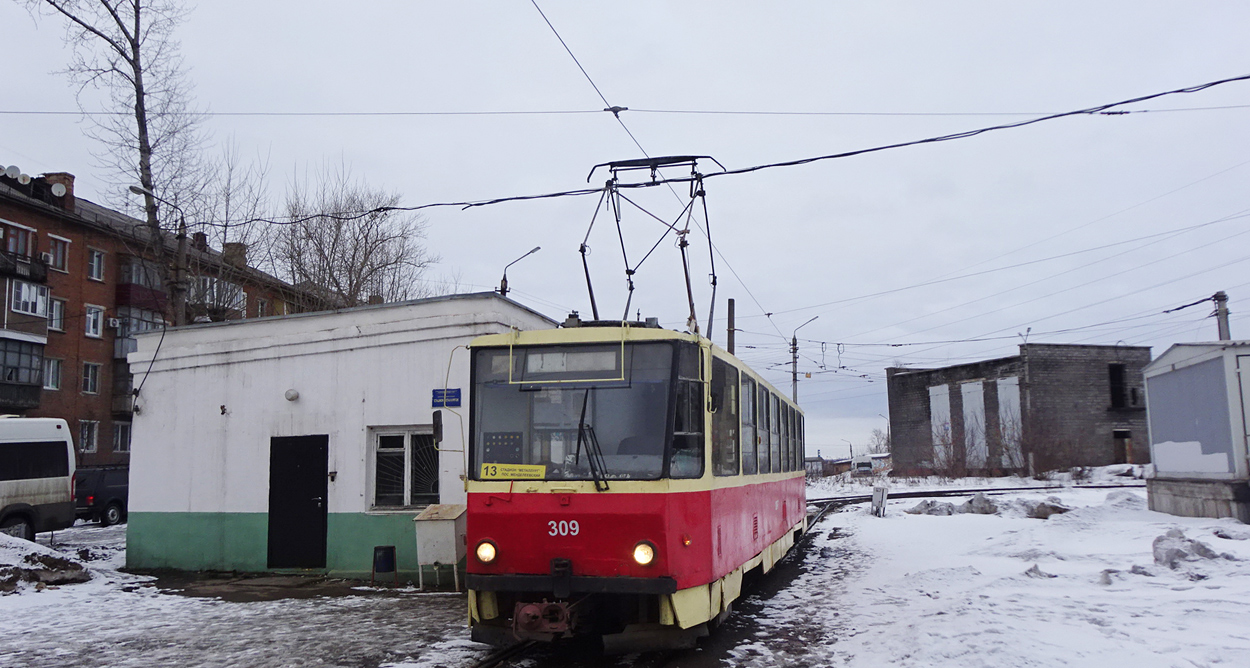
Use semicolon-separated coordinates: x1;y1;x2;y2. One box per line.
5;1;1250;458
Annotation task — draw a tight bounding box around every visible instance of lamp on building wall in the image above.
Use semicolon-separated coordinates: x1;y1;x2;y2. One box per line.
127;185;189;326
498;247;541;298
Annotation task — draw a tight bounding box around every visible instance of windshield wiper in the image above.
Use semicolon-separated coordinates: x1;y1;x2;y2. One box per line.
573;389;610;492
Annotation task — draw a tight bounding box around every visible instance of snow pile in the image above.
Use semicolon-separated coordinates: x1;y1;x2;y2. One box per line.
1152;528;1236;569
752;487;1250;666
0;533;90;594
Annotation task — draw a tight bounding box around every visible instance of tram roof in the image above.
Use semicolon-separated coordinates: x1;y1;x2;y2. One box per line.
470;324;699;348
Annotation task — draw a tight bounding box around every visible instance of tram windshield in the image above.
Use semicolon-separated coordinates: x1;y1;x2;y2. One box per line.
472;342;675;481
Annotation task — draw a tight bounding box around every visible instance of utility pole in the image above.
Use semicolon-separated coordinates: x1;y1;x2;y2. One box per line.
791;316;818;402
172;216;188;326
791;335;798;402
1214;291;1231;340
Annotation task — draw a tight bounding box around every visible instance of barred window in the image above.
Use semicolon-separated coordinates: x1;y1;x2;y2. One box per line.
372;428;439;507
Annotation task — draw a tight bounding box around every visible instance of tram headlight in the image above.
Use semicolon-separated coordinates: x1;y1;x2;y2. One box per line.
632;541;656;566
475;540;497;564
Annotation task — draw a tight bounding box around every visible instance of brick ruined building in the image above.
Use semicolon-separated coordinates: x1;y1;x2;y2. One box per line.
0;168;318;467
886;343;1151;476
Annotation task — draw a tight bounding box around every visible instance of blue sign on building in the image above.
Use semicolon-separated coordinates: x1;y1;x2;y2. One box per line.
432;388;462;407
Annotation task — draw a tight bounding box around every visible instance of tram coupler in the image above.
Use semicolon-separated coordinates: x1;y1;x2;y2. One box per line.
512;600;573;641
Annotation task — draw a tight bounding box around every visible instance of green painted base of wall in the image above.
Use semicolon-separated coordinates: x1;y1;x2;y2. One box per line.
127;511;452;582
127;512;269;572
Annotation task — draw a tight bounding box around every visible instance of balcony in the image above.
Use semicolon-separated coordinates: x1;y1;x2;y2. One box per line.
116;283;167;311
0;382;42;411
0;251;49;283
112;393;135;414
114;337;138;360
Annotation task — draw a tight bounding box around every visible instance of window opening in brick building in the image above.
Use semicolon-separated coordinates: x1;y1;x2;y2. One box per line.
84;305;104;337
48;298;66;331
79;420;99;453
4;224;34;258
113;422;131;453
87;248;105;281
81;362;101;394
1109;363;1127;409
11;281;49;317
47;237;69;272
43;358;61;390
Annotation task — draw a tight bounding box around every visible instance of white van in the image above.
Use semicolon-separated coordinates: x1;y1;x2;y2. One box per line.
0;417;76;540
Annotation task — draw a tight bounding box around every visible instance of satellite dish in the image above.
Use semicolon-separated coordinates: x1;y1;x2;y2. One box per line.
4;165;18;179
50;183;67;197
16;173;30;185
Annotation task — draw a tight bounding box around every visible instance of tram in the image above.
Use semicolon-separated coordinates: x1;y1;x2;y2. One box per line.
465;315;807;650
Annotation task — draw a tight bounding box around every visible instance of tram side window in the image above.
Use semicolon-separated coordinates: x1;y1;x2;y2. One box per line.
786;404;796;471
711;358;740;476
765;395;775;472
780;403;791;472
795;412;805;470
741;376;757;474
788;407;798;471
670;343;704;479
756;383;770;473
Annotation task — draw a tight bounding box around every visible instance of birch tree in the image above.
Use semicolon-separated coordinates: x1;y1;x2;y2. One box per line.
22;0;207;317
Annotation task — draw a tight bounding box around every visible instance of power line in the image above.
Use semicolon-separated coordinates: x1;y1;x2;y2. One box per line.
199;72;1250;231
4;103;1247;119
702;73;1250;179
529;0;651;159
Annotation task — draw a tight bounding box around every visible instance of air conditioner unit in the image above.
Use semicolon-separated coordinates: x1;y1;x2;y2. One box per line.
107;318;121;329
40;252;53;264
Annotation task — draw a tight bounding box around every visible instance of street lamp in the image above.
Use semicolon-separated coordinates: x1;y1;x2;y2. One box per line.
127;185;188;326
790;316;818;402
842;438;854;459
498;246;541;298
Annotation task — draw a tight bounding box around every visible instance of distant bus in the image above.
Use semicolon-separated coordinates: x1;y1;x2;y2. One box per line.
0;417;76;540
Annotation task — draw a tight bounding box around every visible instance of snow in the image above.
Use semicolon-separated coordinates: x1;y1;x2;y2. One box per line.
737;480;1250;666
3;474;1249;666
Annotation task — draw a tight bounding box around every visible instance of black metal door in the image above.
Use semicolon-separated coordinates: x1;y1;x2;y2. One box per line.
267;435;328;569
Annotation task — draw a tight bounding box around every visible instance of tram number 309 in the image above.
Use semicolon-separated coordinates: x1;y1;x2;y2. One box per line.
548;520;581;537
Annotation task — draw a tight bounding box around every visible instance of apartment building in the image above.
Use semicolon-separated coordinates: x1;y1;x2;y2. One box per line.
0;166;314;467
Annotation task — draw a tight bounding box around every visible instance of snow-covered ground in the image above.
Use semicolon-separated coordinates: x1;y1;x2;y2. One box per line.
0;524;467;668
734;480;1250;667
3;474;1248;667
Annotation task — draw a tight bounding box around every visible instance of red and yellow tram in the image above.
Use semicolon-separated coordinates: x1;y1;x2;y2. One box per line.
465;317;807;649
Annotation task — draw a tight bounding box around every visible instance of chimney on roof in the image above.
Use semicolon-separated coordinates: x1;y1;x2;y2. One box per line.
222;242;248;268
367;294;384;305
192;231;208;252
41;172;75;212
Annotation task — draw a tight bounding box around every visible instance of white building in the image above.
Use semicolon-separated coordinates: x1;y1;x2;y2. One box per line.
1143;341;1250;522
125;293;555;578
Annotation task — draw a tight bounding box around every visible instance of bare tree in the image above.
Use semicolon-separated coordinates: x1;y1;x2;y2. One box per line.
277;164;438;310
23;0;208;320
867;428;891;454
